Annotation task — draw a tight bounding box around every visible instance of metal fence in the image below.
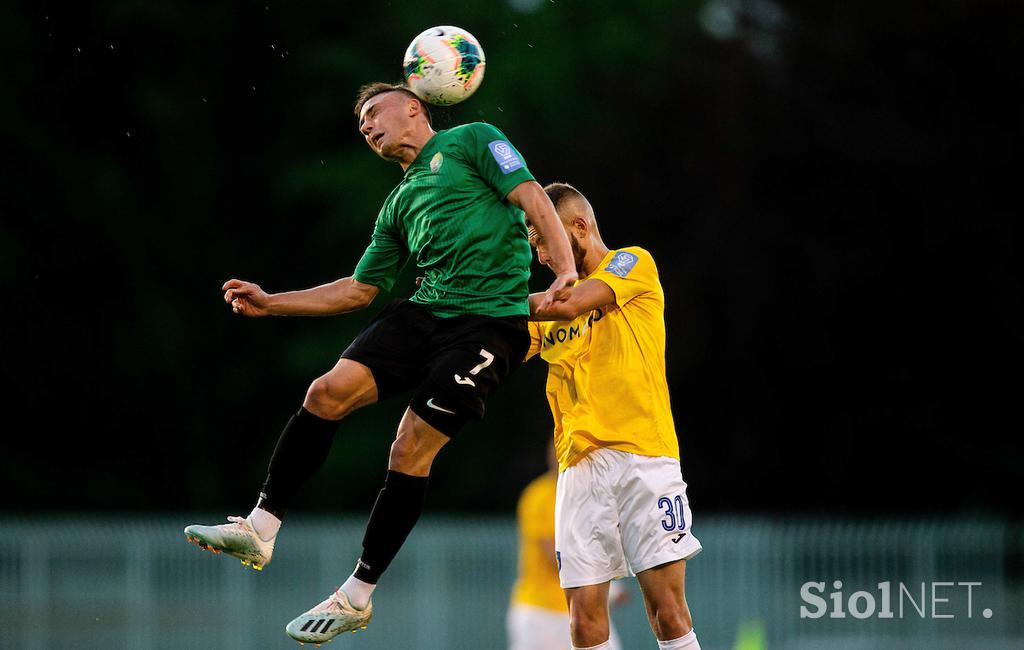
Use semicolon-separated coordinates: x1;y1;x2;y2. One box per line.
1;516;1020;649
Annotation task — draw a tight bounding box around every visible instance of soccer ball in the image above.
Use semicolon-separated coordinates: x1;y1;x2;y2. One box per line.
403;26;486;106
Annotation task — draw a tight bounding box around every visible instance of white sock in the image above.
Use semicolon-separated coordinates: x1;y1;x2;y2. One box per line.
340;574;376;610
247;507;281;542
573;642;612;650
658;629;700;649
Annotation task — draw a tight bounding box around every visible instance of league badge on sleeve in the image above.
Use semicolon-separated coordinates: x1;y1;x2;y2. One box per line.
488;140;523;174
605;251;639;277
430;152;444;172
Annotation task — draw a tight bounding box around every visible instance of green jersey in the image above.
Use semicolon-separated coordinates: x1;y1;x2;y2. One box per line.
353;122;535;318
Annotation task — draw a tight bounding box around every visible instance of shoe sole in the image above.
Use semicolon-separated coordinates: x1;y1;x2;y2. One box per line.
184;532;265;571
287;607;371;645
290;624;369;646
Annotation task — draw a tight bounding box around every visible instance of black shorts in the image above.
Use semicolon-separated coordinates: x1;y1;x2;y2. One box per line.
341;299;531;436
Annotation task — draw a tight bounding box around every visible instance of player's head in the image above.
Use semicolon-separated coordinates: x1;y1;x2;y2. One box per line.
354;82;433;161
529;182;601;275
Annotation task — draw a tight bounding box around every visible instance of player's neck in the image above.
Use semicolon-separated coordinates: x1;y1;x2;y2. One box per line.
580;239;611;278
397;127;437;171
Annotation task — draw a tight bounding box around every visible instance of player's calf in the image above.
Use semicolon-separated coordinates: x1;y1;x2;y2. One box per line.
256;407;340;518
637;560;695;641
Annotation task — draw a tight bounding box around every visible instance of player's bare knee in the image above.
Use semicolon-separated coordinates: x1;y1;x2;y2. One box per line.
569;608;609;643
568;595;609;639
388;431;435;475
388;411;449;474
304;376;355;420
651;603;692;639
388;434;415;467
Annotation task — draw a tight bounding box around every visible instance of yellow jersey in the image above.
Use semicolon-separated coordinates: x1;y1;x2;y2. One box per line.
509;472;566;611
527;247;679;471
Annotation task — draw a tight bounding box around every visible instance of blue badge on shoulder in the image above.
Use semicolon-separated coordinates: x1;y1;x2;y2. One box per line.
488;140;523;174
605;251;639;277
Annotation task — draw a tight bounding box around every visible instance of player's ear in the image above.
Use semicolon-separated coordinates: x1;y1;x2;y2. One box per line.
572;216;588;237
408;98;423;118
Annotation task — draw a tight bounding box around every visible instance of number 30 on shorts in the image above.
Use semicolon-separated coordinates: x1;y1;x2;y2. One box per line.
658;495;687;532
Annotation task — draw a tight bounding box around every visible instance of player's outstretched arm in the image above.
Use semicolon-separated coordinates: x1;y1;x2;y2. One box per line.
507;181;577;309
222;277;379;317
529;278;615;322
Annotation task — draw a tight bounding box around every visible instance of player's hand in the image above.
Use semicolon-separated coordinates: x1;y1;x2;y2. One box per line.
222;279;272;317
539;271;577;312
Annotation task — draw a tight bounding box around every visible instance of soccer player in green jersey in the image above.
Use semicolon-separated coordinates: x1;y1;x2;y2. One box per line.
183;82;576;644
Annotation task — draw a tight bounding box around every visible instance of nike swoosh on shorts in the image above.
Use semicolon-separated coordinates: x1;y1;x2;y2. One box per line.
426;398;456;415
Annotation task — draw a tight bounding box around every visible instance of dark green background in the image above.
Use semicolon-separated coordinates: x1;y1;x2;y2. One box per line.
2;1;1021;515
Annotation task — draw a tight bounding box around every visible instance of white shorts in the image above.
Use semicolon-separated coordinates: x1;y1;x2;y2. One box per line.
555;448;702;589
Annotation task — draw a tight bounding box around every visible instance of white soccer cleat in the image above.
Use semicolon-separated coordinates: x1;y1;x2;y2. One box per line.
285;589;372;644
183;515;274;570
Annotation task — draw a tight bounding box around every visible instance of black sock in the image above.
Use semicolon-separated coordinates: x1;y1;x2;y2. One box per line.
353;470;429;584
256;407;338;518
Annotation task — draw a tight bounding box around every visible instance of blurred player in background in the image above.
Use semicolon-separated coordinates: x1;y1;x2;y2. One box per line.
508;439;625;650
527;183;703;650
182;83;576;644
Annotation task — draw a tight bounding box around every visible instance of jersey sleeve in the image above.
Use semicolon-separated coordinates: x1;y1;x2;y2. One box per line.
460;122;536;199
525;321;544;361
352;211;408;292
591;247;658;308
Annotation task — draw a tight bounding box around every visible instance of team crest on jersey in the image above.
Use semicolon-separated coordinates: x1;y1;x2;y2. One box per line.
605;251;639;277
488;140;523;174
430;152;444;172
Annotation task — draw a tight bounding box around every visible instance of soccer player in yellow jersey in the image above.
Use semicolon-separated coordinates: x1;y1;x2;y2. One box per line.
526;183;703;650
508;441;623;650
